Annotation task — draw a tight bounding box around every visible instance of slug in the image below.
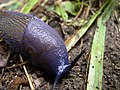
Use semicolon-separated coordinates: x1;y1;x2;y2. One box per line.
0;10;85;89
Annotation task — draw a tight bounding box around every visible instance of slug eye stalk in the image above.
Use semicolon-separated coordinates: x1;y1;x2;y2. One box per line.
52;48;86;90
69;48;86;71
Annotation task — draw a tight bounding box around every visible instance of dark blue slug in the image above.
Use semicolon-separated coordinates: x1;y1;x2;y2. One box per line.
0;10;85;89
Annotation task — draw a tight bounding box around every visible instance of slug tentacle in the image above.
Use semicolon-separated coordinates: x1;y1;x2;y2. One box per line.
69;48;86;70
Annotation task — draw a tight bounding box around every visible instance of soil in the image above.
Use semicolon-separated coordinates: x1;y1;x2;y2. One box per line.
0;1;119;90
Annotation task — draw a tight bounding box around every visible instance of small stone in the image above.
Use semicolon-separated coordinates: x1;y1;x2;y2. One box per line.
34;79;41;87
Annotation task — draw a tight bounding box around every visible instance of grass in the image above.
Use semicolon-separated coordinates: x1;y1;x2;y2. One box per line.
87;0;117;90
21;0;39;14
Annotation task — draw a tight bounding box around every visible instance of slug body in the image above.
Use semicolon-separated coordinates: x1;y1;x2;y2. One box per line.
0;10;85;89
0;10;70;77
23;14;70;77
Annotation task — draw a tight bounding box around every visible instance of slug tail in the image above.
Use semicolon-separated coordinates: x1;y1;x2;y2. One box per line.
69;48;86;71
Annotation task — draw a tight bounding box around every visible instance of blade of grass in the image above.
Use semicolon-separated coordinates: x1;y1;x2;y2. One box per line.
65;0;110;52
87;0;117;90
21;0;39;14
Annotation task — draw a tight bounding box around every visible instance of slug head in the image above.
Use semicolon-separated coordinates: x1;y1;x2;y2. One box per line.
52;48;85;89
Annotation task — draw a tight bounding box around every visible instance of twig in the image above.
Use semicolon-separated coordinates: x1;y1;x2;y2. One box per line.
74;0;84;21
84;0;91;19
6;61;27;69
19;55;35;90
66;0;84;25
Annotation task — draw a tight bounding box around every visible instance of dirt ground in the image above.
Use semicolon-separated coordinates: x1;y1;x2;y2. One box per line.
0;1;119;90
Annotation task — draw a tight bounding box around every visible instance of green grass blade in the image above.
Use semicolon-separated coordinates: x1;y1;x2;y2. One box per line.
65;0;110;52
87;0;117;90
21;0;39;14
